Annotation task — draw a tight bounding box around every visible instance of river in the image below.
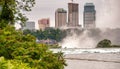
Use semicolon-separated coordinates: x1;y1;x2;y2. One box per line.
51;48;120;69
65;53;120;69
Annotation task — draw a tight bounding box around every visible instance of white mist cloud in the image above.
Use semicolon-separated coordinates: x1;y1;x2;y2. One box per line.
59;28;120;48
60;29;96;48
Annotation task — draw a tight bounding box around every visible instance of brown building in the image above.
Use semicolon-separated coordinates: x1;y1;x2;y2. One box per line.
68;3;79;27
55;8;67;28
38;18;50;30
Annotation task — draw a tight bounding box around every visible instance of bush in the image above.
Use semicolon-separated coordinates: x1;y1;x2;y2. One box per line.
0;57;34;69
0;26;66;69
96;39;111;48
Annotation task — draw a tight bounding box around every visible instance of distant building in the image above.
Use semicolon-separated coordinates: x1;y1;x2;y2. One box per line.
38;18;50;30
24;21;35;31
38;39;57;45
84;3;96;29
68;2;79;27
55;8;67;28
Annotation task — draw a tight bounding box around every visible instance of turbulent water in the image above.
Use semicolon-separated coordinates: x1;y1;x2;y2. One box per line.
65;53;120;69
59;0;120;68
51;48;120;69
51;48;120;54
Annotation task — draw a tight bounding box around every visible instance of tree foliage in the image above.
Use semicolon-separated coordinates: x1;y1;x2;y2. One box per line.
97;39;120;48
0;26;66;69
0;0;35;28
23;28;67;42
0;0;66;68
0;57;34;69
97;39;112;48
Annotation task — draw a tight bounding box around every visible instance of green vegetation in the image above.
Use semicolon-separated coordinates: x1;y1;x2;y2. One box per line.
0;0;66;69
0;25;66;69
0;0;35;28
0;57;34;69
97;39;111;48
47;44;61;48
23;28;67;42
96;39;120;48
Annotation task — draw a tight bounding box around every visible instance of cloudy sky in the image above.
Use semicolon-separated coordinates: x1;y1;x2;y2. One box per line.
24;0;120;29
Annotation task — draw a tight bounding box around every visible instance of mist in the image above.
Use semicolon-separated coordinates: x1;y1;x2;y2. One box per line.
59;0;120;48
59;28;120;48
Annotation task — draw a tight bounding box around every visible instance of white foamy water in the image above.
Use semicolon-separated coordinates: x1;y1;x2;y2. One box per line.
65;53;120;69
65;59;120;69
51;48;120;69
51;48;120;54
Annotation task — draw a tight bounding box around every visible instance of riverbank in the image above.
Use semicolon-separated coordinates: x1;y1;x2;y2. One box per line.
65;53;120;69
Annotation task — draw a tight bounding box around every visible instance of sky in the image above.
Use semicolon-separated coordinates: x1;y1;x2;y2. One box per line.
23;0;120;29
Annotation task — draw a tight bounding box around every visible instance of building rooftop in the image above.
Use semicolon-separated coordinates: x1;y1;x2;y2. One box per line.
26;21;35;23
38;18;49;24
56;8;67;13
68;3;79;4
84;3;95;12
85;3;94;6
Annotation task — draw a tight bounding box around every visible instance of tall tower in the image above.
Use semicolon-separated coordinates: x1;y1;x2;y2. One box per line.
68;1;79;27
84;3;96;29
55;8;67;28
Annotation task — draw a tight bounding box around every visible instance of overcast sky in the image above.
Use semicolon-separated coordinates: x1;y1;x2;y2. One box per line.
23;0;120;29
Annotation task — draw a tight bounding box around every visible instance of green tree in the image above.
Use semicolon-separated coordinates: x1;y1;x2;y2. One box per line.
0;26;66;69
96;39;112;48
23;28;67;42
0;0;35;28
0;0;66;68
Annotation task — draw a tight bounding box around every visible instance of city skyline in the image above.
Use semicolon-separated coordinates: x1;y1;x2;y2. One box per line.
22;0;120;29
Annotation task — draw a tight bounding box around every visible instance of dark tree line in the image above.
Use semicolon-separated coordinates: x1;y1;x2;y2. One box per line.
23;28;67;42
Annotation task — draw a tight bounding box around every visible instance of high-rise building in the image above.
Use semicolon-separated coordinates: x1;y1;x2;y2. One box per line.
68;2;79;27
24;21;35;30
55;8;67;28
38;18;50;30
84;3;96;29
